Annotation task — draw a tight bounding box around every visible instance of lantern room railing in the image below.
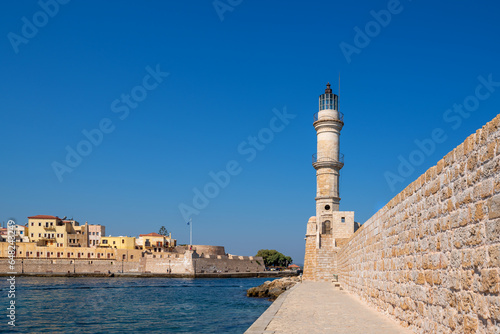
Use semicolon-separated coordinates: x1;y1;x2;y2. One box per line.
313;111;344;122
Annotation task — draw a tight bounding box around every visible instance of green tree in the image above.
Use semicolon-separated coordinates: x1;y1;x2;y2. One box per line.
158;226;168;236
256;249;293;267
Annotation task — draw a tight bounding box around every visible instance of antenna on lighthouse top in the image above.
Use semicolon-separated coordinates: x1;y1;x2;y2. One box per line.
338;73;340;97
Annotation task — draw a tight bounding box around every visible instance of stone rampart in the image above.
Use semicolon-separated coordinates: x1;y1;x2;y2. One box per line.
337;114;500;333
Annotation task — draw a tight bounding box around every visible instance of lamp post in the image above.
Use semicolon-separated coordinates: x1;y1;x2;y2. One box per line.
188;218;193;247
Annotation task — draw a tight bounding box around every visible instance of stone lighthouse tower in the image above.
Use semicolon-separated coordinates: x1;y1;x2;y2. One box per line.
303;83;356;282
314;82;343;214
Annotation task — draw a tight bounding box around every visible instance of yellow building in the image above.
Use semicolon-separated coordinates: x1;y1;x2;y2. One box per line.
100;236;136;250
27;215;89;247
136;232;176;252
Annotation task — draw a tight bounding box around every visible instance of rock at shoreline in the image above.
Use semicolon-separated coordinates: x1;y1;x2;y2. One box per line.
247;276;301;301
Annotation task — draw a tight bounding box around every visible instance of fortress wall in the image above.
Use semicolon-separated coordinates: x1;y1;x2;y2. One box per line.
175;245;226;256
193;245;226;256
0;244;263;275
338;114;500;333
194;256;265;274
144;255;192;274
0;258;142;274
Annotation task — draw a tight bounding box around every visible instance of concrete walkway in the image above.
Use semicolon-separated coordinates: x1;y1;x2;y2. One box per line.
245;282;414;334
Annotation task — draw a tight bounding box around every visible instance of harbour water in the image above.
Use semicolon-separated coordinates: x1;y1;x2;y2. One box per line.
1;277;274;333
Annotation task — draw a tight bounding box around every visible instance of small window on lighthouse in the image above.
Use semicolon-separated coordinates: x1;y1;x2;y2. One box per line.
324;205;330;210
341;217;346;223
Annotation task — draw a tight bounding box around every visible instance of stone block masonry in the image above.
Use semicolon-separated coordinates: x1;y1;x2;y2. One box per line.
337;113;500;333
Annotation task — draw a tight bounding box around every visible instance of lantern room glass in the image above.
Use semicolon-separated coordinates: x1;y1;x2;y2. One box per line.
319;93;338;111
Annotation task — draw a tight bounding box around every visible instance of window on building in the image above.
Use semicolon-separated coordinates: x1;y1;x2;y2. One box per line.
113;241;116;245
31;233;34;238
31;222;34;226
38;223;41;226
38;233;41;237
341;217;345;223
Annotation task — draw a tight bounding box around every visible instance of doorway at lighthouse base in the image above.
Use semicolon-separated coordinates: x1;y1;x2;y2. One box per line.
303;213;358;282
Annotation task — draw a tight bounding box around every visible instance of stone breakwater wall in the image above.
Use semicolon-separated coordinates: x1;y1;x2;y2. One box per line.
337;114;500;333
194;255;264;274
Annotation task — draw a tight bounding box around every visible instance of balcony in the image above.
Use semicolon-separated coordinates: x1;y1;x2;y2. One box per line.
313;111;344;123
312;153;344;169
44;226;56;230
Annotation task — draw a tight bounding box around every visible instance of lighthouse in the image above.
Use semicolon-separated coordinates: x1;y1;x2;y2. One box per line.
313;83;343;216
303;83;356;282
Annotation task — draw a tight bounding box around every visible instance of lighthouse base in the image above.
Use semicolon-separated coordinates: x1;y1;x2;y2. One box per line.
302;212;358;282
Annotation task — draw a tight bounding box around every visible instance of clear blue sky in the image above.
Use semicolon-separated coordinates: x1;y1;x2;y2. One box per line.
1;0;499;264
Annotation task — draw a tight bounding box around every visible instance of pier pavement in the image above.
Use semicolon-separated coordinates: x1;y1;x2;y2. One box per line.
245;281;414;334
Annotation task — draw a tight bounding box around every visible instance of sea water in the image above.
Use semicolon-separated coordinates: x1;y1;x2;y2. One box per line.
1;277;273;333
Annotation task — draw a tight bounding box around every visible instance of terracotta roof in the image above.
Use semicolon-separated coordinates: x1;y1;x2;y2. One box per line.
28;215;60;220
139;232;163;237
288;264;301;268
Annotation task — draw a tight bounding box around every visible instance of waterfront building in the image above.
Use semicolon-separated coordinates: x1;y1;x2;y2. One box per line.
303;84;357;281
0;228;6;242
136;232;177;252
14;224;30;242
88;224;105;247
100;236;136;250
0;224;29;243
27;215;89;247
